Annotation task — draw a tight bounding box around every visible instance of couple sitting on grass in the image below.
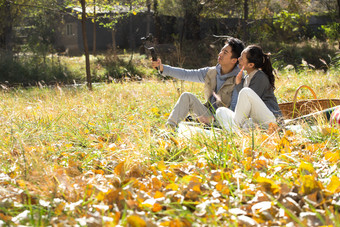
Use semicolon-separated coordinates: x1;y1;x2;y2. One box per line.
151;37;282;133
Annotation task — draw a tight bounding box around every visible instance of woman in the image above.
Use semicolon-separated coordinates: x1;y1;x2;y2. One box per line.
215;45;282;132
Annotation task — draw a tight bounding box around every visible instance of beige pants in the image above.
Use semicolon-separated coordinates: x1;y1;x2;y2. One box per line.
167;92;212;126
216;87;276;132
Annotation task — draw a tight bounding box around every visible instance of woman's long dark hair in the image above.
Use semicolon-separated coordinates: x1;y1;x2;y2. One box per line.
245;45;276;89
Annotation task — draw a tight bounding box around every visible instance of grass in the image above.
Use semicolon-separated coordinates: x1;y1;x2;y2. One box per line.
0;57;340;225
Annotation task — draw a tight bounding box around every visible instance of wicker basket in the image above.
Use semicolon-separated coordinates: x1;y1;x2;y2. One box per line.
279;85;340;119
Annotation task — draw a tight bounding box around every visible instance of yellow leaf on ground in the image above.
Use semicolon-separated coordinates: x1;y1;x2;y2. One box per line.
157;161;167;171
154;191;165;199
243;147;253;157
276;137;292;153
169;218;191;227
96;191;105;201
95;169;104;175
166;183;179;191
192;184;201;193
162;170;176;182
327;175;340;194
54;202;65;215
256;176;280;194
254;158;267;169
210;172;222;182
152;177;162;190
324;151;340;163
152;203;163;212
114;161;125;177
17;179;26;188
300;175;320;195
298;161;315;174
216;182;230;195
127;215;146;227
108;143;117;151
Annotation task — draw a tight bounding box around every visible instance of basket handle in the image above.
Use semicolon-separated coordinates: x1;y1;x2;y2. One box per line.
291;85;318;118
293;85;318;104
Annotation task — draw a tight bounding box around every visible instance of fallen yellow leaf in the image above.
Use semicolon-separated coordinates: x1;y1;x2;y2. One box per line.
152;203;163;212
326;175;340;194
127;215;146;227
324;151;340;163
154;191;165;199
298;161;315;174
165;183;179;191
300;175;320;195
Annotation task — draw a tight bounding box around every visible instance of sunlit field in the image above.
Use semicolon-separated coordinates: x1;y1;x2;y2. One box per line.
0;65;340;226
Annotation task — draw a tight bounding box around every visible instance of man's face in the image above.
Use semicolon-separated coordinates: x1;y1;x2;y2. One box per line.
218;44;236;67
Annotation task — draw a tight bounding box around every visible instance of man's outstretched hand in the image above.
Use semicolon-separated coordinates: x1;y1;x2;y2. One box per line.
151;58;164;72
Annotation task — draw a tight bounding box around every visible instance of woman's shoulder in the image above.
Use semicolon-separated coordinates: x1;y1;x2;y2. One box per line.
253;70;269;81
254;70;266;77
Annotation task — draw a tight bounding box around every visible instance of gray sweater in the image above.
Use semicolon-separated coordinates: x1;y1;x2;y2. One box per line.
235;70;282;117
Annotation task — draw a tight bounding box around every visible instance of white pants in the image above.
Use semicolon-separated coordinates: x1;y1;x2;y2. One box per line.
216;87;276;132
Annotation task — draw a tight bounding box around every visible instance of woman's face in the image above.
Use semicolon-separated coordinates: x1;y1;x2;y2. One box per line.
238;50;253;71
238;51;248;69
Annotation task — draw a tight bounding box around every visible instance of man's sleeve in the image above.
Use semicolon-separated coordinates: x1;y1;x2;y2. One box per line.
162;65;210;83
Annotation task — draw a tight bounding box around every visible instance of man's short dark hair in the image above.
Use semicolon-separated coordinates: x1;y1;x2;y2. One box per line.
226;38;245;59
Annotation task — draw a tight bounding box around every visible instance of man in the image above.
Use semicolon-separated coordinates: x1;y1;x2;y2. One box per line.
152;37;245;130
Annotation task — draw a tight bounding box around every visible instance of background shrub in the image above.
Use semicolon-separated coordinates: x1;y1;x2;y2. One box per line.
0;51;82;86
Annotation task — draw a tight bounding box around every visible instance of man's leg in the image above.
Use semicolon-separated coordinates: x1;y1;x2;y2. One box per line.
234;88;276;128
167;92;210;127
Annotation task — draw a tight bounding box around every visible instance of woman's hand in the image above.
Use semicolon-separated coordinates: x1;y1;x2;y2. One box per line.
235;66;244;85
151;58;163;72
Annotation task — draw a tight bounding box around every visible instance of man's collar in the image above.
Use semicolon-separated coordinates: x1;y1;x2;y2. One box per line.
216;64;239;77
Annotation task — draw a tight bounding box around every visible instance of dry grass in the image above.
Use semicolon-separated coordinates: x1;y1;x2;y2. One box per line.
0;66;339;225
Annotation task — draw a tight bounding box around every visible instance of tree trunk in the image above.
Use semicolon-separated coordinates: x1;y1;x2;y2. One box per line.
183;0;201;40
0;0;13;53
243;0;249;42
111;29;117;61
146;0;151;36
338;0;340;18
80;0;92;90
128;2;135;49
153;0;161;43
93;0;97;56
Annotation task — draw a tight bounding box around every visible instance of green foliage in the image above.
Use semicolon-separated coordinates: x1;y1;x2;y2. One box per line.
23;9;59;56
272;10;309;41
96;54;146;81
268;42;337;70
0;52;81;85
321;22;340;44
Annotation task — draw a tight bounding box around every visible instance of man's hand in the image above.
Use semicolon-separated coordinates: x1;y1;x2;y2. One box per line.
151;58;164;72
235;66;244;85
212;91;221;103
198;115;214;125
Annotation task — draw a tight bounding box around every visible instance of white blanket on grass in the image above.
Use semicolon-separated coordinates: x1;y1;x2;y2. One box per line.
177;122;221;139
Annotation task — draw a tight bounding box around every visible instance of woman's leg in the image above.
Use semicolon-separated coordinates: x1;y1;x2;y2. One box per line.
215;107;238;133
234;88;276;128
167;92;210;126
